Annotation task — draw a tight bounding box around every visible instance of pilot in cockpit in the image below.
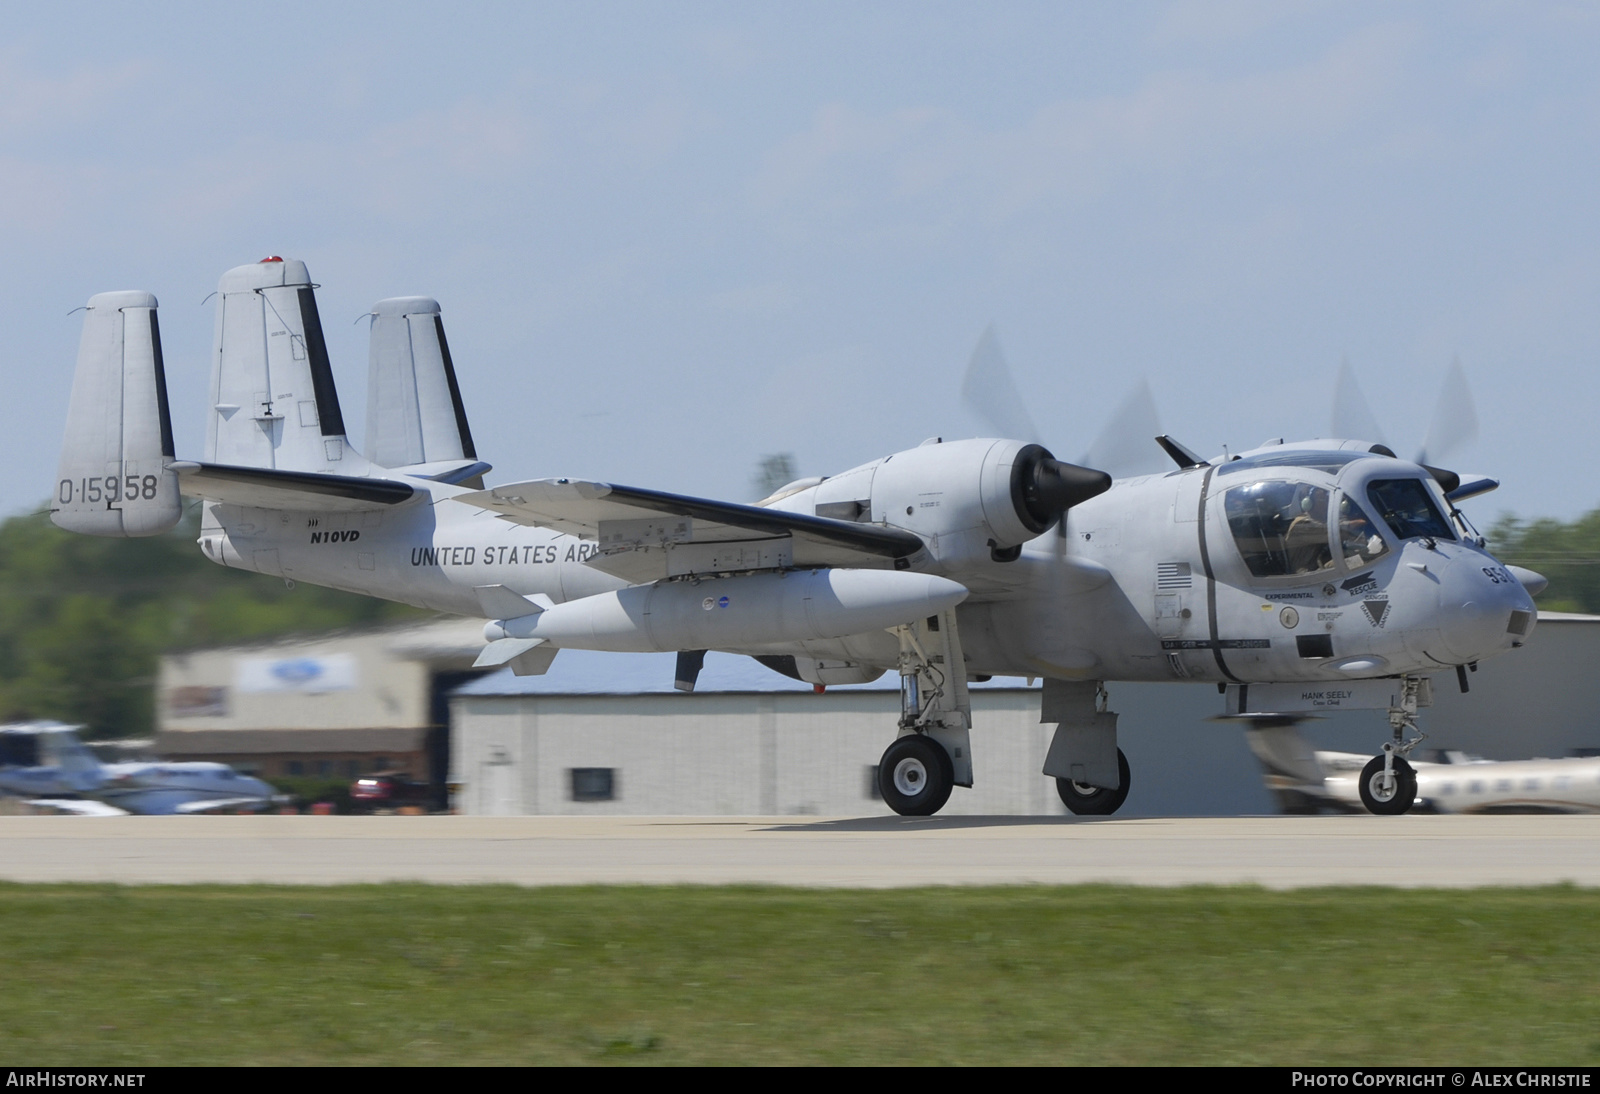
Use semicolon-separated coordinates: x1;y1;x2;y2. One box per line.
1339;495;1388;565
1283;486;1333;574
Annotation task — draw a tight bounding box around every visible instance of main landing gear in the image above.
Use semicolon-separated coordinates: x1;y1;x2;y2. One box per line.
878;733;954;816
1055;748;1131;815
1040;679;1130;817
1361;676;1426;815
876;611;973;817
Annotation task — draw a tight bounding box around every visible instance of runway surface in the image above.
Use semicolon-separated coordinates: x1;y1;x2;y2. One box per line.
1;814;1597;887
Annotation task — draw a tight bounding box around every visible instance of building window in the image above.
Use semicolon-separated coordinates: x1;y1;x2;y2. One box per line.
865;765;883;800
569;768;616;802
287;761;304;776
316;760;332;775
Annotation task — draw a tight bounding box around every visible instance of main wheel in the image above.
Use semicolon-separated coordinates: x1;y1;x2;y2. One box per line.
1056;748;1131;816
878;735;955;816
1358;755;1417;815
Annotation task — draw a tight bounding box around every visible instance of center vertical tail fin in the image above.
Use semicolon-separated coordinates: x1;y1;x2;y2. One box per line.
206;257;372;475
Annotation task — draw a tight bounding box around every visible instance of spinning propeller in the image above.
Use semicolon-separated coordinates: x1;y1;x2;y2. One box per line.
1332;358;1490;500
960;324;1154;543
960;324;1169;481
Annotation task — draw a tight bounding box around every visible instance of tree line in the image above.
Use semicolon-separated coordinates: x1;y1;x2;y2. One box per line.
0;504;424;738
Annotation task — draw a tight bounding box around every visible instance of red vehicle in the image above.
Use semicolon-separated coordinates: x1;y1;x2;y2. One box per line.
350;771;433;813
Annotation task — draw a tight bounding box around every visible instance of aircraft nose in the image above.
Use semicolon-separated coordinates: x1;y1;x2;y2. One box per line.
1437;557;1537;662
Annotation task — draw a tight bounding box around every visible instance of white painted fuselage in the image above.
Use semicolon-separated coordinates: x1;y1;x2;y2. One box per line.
194;438;1535;689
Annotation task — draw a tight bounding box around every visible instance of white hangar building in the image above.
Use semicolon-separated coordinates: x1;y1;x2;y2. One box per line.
449;613;1600;817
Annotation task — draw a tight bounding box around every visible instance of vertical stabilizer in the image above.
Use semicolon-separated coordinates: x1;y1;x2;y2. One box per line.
52;291;182;537
43;725;105;794
364;296;479;469
206;257;370;474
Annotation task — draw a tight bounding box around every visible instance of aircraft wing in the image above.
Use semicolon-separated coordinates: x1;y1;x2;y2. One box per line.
27;798;129;816
454;479;925;583
173;796;273;815
172;462;417;512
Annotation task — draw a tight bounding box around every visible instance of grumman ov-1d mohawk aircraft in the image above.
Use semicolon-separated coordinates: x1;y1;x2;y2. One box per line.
52;257;1546;817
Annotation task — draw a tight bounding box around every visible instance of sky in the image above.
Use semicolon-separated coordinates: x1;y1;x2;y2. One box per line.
5;1;1598;523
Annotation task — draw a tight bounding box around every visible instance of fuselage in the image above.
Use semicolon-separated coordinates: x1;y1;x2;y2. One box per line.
195;438;1536;687
0;759;275;814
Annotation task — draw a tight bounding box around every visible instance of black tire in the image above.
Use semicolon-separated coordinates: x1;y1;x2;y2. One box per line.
1358;755;1418;815
878;735;955;817
1056;748;1131;816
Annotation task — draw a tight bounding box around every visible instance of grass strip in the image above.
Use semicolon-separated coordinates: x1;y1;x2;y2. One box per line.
1;883;1597;1065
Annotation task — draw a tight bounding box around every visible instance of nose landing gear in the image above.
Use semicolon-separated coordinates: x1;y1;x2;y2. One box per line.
1362;676;1426;815
1358;752;1417;815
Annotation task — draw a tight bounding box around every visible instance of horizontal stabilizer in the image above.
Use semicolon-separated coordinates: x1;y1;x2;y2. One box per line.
172;462;416;512
391;460;494;485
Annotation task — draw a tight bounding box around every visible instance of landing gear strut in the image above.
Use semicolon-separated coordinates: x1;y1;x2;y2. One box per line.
877;610;973;817
1362;676;1426;815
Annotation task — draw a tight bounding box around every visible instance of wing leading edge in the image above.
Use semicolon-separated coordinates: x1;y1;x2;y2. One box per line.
454;479;925;582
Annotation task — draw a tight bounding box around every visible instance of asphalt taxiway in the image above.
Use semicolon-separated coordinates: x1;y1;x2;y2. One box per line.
0;814;1597;887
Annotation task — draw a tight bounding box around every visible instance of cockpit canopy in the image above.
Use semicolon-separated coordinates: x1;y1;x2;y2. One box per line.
1365;478;1455;542
1223;469;1454;582
1225;481;1337;578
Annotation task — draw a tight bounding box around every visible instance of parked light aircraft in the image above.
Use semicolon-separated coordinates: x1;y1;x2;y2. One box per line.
50;258;1545;816
0;722;277;815
1246;722;1600;814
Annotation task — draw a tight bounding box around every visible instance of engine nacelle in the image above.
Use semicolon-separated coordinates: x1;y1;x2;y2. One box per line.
863;438;1110;565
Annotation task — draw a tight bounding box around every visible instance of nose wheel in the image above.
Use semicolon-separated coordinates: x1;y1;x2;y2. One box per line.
1359;754;1417;815
878;734;955;817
